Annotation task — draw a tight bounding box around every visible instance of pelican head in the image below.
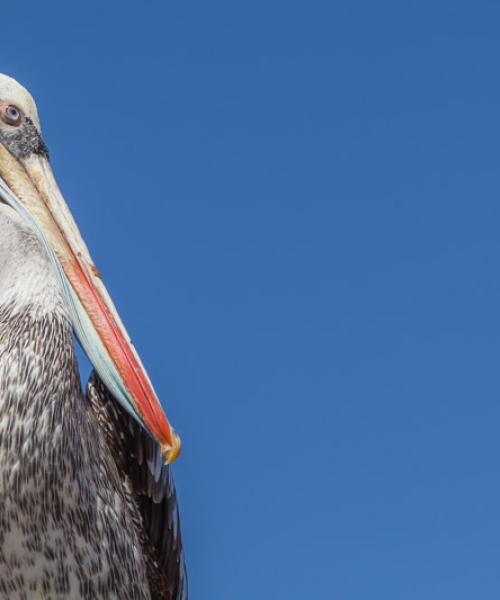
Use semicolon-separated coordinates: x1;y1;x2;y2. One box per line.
0;74;181;463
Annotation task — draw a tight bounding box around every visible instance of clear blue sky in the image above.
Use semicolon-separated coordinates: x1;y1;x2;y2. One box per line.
3;1;500;598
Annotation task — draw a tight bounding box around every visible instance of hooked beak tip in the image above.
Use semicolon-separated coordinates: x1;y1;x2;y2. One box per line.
0;146;184;464
162;430;182;464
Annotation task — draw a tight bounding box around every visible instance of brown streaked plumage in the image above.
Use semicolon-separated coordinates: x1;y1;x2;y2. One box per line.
0;74;187;599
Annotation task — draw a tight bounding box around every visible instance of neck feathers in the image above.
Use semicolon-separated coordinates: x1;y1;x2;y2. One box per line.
0;203;69;320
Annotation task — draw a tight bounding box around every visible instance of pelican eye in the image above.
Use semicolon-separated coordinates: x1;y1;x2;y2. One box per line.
1;105;22;127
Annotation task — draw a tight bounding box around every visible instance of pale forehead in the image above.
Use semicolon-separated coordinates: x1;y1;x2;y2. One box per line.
0;74;41;131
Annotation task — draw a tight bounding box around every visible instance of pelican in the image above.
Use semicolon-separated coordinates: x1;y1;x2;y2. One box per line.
0;74;187;599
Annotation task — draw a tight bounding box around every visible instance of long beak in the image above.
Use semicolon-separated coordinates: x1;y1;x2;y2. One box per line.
0;144;181;464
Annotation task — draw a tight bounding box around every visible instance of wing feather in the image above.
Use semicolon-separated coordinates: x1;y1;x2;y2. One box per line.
86;371;188;600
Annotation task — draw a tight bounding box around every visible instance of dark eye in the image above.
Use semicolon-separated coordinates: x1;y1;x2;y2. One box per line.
2;105;22;127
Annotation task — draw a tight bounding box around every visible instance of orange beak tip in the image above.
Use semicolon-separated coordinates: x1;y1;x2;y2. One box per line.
162;431;182;465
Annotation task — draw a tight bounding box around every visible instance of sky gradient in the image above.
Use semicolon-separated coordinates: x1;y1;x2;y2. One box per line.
3;1;500;598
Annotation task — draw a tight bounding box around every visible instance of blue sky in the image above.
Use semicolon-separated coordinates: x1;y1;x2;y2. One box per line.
3;1;500;598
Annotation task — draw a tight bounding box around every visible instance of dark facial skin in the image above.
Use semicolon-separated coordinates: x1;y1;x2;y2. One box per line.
0;102;48;160
0;115;49;160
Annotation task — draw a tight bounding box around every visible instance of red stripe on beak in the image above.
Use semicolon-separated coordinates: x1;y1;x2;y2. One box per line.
70;256;176;449
0;146;181;463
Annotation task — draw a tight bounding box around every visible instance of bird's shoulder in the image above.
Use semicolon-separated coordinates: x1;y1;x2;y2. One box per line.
86;371;188;600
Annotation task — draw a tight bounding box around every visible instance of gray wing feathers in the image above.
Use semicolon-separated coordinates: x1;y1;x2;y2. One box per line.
86;371;188;600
